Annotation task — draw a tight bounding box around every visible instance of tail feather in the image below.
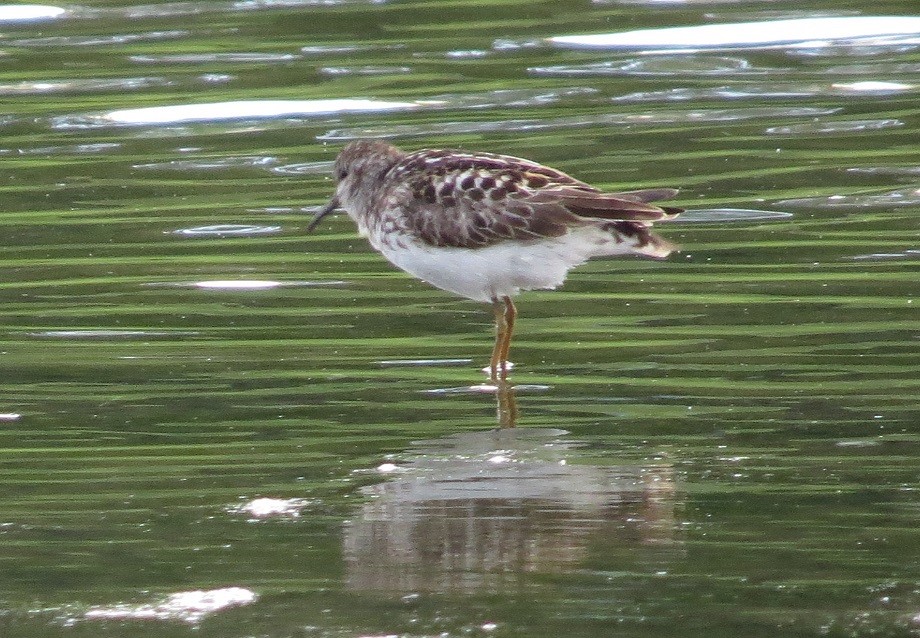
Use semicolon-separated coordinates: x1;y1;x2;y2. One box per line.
553;187;683;222
601;220;679;259
612;188;680;203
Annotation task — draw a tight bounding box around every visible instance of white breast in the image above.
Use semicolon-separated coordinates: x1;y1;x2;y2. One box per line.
369;227;641;303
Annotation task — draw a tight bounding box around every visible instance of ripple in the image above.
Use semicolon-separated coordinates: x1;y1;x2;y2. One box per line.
378;358;473;367
765;119;904;135
195;280;280;290
419;86;598;109
271;160;334;175
614;82;915;103
0;5;66;22
129;52;300;64
830;81;915;94
30;330;196;339
81;587;257;625
824;62;920;75
835;439;882;447
446;49;489;59
52;98;419;128
319;106;840;140
8;30;187;48
549;16;920;51
530;56;770;77
0;413;22;421
785;38;920;58
318;65;412;76
777;188;920;208
79;0;383;20
671;209;794;224
0;77;172;95
50;88;641;130
846;166;920;176
492;37;545;52
8;142;121;156
184;280;348;290
173;224;282;236
423;384;552;395
300;44;368;55
135;156;278;170
849;249;920;261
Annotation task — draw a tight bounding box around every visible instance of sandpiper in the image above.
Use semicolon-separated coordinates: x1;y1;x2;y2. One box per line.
309;140;681;382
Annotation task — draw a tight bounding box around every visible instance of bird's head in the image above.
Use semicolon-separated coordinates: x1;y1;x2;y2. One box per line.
308;140;406;232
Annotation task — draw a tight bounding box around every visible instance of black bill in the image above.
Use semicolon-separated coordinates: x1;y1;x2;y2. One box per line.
306;196;340;233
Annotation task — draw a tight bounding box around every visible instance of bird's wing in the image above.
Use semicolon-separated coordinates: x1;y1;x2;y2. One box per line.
385;150;681;248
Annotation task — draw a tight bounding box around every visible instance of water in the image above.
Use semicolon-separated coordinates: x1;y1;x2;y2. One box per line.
1;1;919;636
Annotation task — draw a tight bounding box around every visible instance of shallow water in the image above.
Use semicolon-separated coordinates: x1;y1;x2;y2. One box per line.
1;1;919;636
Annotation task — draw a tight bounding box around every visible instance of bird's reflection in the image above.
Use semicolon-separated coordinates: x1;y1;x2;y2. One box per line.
344;388;681;595
495;381;518;428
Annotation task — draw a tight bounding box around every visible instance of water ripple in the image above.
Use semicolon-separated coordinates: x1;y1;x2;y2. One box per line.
765;119;904;135
173;224;282;236
5;142;121;156
378;358;473;368
0;77;170;95
849;249;919;261
423;384;552;395
30;330;198;339
73;0;386;20
130;52;300;63
549;16;920;51
46;88;625;130
300;43;406;55
271;160;334;175
8;30;187;48
846;166;920;176
319;106;840;140
446;49;489;59
0;5;66;22
777;188;920;208
135;156;279;170
824;62;920;75
419;86;599;109
671;209;794;224
318;65;412;76
177;280;348;290
530;56;771;77
51;98;419;128
614;83;915;103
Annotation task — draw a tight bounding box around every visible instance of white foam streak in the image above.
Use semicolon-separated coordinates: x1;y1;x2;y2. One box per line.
103;99;418;125
550;16;920;50
0;5;66;22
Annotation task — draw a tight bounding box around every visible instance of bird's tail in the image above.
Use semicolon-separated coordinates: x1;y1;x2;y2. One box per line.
600;220;679;259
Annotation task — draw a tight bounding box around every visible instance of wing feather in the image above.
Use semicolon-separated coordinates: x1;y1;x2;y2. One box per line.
382;150;681;248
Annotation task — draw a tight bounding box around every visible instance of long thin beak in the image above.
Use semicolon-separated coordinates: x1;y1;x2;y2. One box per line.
306;196;340;233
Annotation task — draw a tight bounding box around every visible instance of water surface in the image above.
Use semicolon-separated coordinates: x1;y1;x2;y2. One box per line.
1;1;918;637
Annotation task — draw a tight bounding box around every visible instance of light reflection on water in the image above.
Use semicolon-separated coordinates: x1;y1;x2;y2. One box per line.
1;1;918;637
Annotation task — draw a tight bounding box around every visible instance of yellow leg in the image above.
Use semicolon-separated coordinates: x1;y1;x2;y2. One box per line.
489;298;506;382
498;296;516;380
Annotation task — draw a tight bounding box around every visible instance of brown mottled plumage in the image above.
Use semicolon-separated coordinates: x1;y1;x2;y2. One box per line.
309;139;682;381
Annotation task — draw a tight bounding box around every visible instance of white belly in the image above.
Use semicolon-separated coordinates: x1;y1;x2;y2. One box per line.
370;227;641;303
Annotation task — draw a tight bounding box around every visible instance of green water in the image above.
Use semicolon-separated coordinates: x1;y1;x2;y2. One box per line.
1;1;919;636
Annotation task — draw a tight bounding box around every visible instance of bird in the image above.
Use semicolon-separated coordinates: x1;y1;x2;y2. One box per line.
308;140;681;382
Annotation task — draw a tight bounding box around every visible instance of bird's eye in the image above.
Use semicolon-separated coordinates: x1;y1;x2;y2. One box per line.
337;168;349;180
